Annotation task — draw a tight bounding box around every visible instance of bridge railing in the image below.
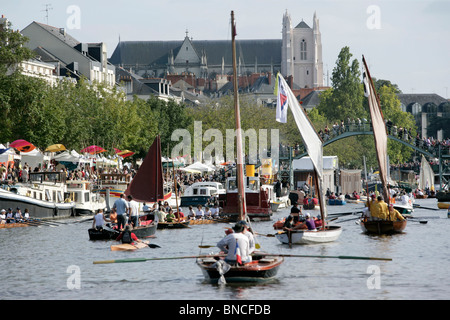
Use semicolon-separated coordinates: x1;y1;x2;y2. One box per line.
279;122;449;159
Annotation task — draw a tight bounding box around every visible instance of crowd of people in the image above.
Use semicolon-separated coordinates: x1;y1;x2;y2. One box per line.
0;207;30;224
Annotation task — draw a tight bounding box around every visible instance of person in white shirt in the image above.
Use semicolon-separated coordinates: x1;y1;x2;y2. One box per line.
0;209;6;224
217;223;252;265
195;204;205;219
92;208;110;230
127;195;140;227
236;220;256;254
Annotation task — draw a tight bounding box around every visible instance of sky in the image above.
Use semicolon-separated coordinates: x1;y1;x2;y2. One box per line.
2;0;450;98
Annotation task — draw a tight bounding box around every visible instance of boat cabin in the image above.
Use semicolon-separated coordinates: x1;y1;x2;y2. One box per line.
180;181;225;207
23;172;70;203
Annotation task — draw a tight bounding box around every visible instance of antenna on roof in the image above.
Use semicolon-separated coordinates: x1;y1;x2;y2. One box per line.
42;4;53;25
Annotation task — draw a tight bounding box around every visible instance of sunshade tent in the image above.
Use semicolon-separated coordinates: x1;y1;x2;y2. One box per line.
45;144;66;152
10;139;36;153
184;161;215;173
80;145;106;155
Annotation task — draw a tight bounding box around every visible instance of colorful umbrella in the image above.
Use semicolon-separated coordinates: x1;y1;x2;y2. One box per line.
80;145;106;155
117;150;135;158
45;144;66;152
10;139;36;153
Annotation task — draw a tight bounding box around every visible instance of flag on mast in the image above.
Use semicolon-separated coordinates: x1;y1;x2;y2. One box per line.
275;73;288;123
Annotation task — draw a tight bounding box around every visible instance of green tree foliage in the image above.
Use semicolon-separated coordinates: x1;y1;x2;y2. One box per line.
0;22;35;75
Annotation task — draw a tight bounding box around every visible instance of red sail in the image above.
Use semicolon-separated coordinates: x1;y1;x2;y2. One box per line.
124;136;164;202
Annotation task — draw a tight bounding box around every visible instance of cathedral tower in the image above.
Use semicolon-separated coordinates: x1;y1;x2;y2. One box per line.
281;11;324;89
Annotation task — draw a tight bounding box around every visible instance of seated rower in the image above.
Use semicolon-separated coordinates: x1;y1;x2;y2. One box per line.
387;204;406;222
216;223;252;265
115;225;142;244
92;208;110;230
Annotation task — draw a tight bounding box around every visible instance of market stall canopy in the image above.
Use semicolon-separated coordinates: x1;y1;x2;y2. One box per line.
179;167;202;174
117;150;135;158
80;145;106;155
45;144;66;152
10;139;36;153
184;161;215;173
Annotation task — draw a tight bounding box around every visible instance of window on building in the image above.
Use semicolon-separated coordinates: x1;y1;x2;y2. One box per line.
300;39;307;60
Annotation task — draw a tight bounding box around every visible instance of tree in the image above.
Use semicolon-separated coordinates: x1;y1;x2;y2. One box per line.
316;47;365;122
0;21;35;75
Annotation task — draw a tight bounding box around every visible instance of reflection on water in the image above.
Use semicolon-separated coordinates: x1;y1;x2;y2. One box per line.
0;198;448;300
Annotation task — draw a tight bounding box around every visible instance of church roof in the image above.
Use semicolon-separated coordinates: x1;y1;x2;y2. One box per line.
295;20;311;29
109;39;282;67
397;93;447;107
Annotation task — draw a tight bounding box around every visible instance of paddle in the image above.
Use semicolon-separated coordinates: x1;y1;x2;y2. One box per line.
93;254;226;264
26;219;58;227
407;218;428;224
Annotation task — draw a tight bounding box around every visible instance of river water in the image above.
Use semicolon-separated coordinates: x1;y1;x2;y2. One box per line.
0;198;448;301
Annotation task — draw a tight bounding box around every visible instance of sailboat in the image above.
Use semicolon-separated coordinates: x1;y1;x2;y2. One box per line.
417;155;434;198
359;56;407;234
117;136;164;237
196;11;284;283
272;73;342;245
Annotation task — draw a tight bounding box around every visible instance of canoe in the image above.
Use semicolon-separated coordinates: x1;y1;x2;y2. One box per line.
196;254;284;283
111;241;149;251
275;225;342;244
360;219;407;235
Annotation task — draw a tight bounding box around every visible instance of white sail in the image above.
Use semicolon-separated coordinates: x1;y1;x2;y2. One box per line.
275;72;327;220
419;155;434;191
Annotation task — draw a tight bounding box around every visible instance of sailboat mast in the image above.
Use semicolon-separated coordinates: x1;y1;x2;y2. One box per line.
231;11;247;220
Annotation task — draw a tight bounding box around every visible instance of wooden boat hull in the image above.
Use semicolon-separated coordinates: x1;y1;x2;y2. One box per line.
88;223;157;240
187;218;230;225
0;222;30;229
360;219;407;235
437;202;449;209
327;199;346;205
197;255;284;283
157;221;190;229
275;225;342;244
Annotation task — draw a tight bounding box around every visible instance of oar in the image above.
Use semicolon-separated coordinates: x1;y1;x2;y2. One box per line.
93;254;226;264
20;220;41;227
30;219;60;227
413;204;441;211
407;218;428;224
27;219;58;227
256;253;392;261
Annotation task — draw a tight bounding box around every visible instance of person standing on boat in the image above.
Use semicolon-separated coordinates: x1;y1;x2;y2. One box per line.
92;208;110;230
217;223;252;265
113;194;129;230
127;195;140;228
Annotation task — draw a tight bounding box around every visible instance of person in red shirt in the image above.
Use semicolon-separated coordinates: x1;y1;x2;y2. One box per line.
115;225;141;244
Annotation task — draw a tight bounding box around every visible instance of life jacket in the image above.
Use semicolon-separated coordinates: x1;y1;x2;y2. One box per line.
121;230;132;244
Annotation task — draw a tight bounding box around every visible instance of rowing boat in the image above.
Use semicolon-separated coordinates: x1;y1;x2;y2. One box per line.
275;225;343;245
197;254;284;283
